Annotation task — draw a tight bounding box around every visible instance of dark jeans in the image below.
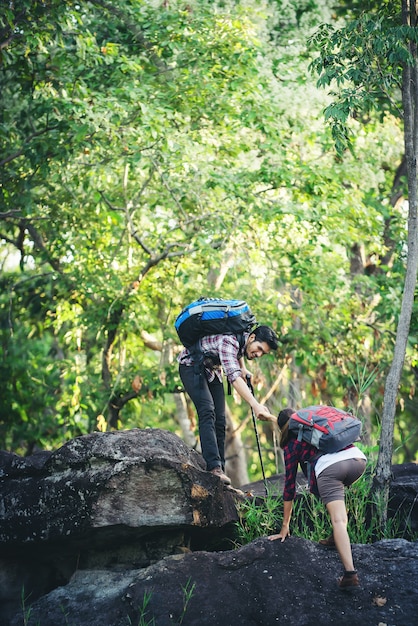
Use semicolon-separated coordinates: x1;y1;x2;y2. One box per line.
179;364;226;471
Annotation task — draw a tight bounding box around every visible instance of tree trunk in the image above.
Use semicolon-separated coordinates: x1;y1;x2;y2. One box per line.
373;0;418;528
174;392;199;449
225;405;250;487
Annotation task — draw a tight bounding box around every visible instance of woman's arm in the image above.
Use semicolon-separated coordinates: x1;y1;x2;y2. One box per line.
268;500;293;542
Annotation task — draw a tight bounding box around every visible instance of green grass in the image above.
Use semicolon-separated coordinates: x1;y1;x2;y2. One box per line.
127;590;155;626
234;484;284;545
127;578;196;626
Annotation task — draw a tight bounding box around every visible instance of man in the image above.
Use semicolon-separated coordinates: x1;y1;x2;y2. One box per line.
178;325;278;485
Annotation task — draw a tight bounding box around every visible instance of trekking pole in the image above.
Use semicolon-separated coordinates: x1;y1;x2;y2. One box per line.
246;375;268;495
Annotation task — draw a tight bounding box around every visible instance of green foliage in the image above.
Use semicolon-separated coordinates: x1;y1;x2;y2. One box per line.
2;0;292;451
347;362;380;398
0;0;417;469
308;4;415;154
234;486;284;545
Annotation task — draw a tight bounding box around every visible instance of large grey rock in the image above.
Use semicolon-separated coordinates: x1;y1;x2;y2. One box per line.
390;463;418;533
0;428;241;624
0;428;239;544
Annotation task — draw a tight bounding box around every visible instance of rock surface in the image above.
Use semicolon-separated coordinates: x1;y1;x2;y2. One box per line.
1;428;417;626
0;429;241;624
8;537;418;626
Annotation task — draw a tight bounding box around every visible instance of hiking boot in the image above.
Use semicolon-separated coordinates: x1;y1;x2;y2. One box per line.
210;467;231;485
319;534;336;547
338;570;359;590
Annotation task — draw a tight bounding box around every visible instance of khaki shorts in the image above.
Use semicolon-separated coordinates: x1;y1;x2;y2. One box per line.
316;458;367;504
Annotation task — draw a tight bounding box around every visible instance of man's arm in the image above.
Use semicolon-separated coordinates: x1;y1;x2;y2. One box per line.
232;376;275;421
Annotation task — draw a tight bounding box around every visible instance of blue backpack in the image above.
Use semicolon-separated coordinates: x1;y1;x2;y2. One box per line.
175;298;256;349
288;406;362;454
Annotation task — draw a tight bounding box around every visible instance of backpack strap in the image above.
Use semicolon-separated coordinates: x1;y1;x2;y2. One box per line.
188;339;205;388
227;332;245;395
305;451;323;495
190;333;246;394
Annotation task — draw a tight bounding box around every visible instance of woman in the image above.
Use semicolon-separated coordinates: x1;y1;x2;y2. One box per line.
268;407;367;589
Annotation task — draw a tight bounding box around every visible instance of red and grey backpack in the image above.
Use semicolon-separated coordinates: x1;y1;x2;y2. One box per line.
288;405;362;454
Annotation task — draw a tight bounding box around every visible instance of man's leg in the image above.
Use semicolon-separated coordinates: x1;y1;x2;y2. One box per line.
179;365;222;471
209;376;227;470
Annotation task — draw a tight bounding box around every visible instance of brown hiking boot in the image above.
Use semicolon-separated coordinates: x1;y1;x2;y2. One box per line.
338;570;359;590
319;534;336;547
210;467;232;485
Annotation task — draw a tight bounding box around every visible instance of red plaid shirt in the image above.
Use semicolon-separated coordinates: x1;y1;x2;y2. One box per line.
178;333;248;383
282;436;319;501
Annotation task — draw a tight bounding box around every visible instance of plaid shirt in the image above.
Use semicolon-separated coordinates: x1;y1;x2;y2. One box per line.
283;436;320;501
178;333;248;383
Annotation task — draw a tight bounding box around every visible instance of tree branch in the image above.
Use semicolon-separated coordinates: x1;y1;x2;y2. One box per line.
0;124;62;167
0;210;22;219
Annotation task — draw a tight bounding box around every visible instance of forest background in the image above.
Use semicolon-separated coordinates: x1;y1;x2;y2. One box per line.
1;0;417;487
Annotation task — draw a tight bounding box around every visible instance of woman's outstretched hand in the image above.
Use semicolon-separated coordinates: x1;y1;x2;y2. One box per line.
267;525;290;543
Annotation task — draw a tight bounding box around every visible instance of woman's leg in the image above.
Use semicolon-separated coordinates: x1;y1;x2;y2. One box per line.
318;459;367;586
325;499;354;572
